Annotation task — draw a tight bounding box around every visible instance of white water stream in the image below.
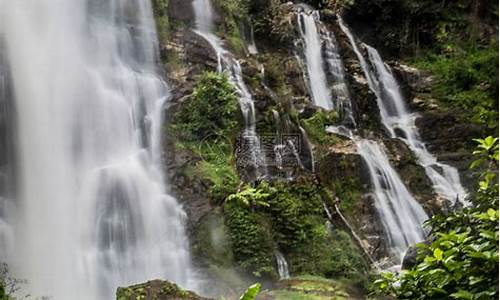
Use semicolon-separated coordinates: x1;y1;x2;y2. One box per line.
297;10;333;110
0;1;195;299
192;0;267;180
338;17;468;206
275;251;290;279
356;140;428;258
296;7;428;261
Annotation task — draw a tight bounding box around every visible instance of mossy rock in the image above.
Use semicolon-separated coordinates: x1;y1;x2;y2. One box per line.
257;275;365;300
116;280;210;300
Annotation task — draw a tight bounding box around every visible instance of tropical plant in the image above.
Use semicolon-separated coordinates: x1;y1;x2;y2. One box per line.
226;186;270;207
373;136;499;299
239;283;261;300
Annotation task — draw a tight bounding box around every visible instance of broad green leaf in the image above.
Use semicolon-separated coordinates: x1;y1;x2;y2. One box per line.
239;283;261;300
487;208;498;221
434;248;444;261
451;290;474;300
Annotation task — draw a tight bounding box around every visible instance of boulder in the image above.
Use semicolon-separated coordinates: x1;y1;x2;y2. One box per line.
116;280;211;300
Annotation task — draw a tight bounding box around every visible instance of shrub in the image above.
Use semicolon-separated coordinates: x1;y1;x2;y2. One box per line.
413;42;499;128
223;181;369;282
174;71;240;142
373;137;499;299
173;71;241;203
223;198;276;278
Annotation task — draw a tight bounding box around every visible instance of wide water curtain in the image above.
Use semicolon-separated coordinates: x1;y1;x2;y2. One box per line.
0;1;193;299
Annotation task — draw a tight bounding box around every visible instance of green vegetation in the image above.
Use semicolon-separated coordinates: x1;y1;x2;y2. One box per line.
174;71;240;141
223;181;369;284
239;283;261;300
173;71;241;202
331;178;362;216
259;276;356;300
411;41;498;128
0;284;7;300
151;0;170;42
223;195;276;278
301;110;339;144
0;264;18;300
342;0;498;128
212;0;250;53
116;280;201;300
343;0;498;56
252;0;295;47
373;137;499;299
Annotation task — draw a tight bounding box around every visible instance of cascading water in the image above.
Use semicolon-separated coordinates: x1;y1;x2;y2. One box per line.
192;0;267;180
338;17;468;206
275;251;290;279
246;23;258;55
296;9;333;110
323;26;356;127
0;44;15;263
356;140;428;259
0;1;194;299
296;7;428;262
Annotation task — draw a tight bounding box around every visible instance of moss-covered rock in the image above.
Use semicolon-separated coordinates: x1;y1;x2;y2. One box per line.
116;280;210;300
258;275;366;300
221;180;369;285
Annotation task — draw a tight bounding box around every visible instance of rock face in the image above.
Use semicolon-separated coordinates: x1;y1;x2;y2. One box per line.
116;280;211;300
393;63;491;192
151;0;489;297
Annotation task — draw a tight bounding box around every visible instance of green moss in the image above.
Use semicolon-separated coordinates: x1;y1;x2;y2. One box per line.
163;47;184;74
332;178;362;217
259;54;293;97
261;276;355;300
267;290;336;300
183;149;239;203
116;280;200;300
301;110;339;144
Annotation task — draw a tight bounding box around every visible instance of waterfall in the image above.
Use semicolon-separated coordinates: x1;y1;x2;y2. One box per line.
246;23;258;55
192;0;267;180
296;9;333;110
0;43;15;263
0;1;195;299
275;251;290;279
338;17;468;206
356;141;428;259
296;9;428;262
323;26;356;127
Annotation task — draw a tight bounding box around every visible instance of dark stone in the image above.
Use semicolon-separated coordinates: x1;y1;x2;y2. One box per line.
167;0;195;25
401;244;418;270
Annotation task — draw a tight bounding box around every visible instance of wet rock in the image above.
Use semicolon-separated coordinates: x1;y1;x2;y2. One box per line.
402;238;432;270
184;30;219;71
167;0;195;25
116;280;211;300
382;138;439;214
